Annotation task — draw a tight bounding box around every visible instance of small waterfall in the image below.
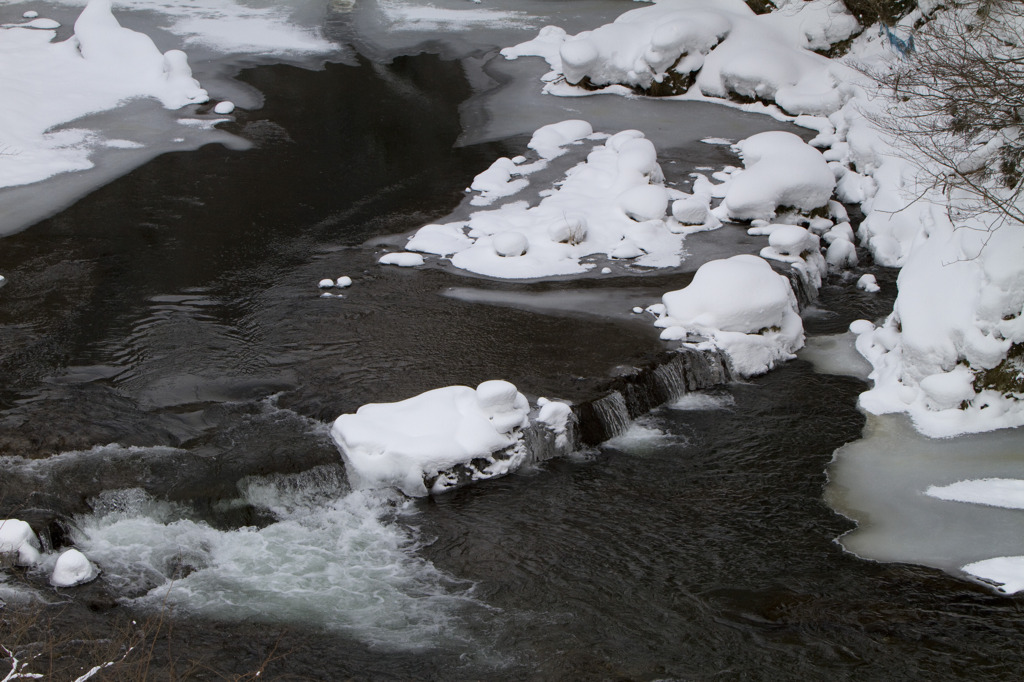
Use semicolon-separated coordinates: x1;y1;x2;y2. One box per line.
786;267;819;311
572;348;732;446
575;391;632;446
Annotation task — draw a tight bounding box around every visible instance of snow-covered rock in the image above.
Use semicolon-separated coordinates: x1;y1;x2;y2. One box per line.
654;254;804;376
0;519;42;566
856;273;879;292
331;381;532;497
50;549;99;587
379;252;425;267
719;131;835;221
493;231;529;257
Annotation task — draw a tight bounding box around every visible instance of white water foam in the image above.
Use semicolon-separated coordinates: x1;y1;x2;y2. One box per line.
605;416;690;457
74;468;481;650
668;391;735;411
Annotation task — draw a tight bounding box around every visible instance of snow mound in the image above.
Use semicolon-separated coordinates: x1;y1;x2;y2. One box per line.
331;381;532;497
51;548;99;587
528;119;594;160
718;132;835;221
503;0;856;116
379;252;424;267
404;125;686;279
654;254;804;376
0;519;42;566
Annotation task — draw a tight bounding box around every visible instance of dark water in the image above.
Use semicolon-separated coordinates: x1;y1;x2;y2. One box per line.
1;54;1021;681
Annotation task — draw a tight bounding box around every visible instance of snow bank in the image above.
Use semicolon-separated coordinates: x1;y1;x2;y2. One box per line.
0;519;42;566
332;380;533;497
739;3;1024;438
404;124;688;279
0;0;208;189
652;254;804;376
503;0;857;116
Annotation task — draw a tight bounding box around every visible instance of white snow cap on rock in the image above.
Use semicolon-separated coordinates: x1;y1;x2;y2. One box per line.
331;380;531;497
654;254;804;376
0;519;42;566
51;548;99;587
719;132;835;221
528;119;595;159
504;0;855;116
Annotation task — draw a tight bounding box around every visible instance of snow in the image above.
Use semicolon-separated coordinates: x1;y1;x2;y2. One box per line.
0;519;41;566
469;157;529;206
758;0;860;52
653;254;804;376
462;121;596;209
503;0;856;116
336;276;352;288
717;131;835;221
25;0;338;57
213;101;235;115
528;119;594;160
856;273;879;293
378;252;424;267
536;397;573;448
50;548;99;587
0;0;208;190
962;557;1024;595
926;478;1024;510
403;125;687;279
853;207;1024;436
317;278;335;289
331;381;532;497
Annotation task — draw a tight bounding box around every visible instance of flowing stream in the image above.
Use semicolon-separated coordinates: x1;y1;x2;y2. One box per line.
1;17;1023;680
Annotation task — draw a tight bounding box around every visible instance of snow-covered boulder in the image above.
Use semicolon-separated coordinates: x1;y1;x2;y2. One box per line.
654;254;804;376
504;0;855;115
50;549;99;587
0;519;42;566
331;381;532;497
720;132;835;221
